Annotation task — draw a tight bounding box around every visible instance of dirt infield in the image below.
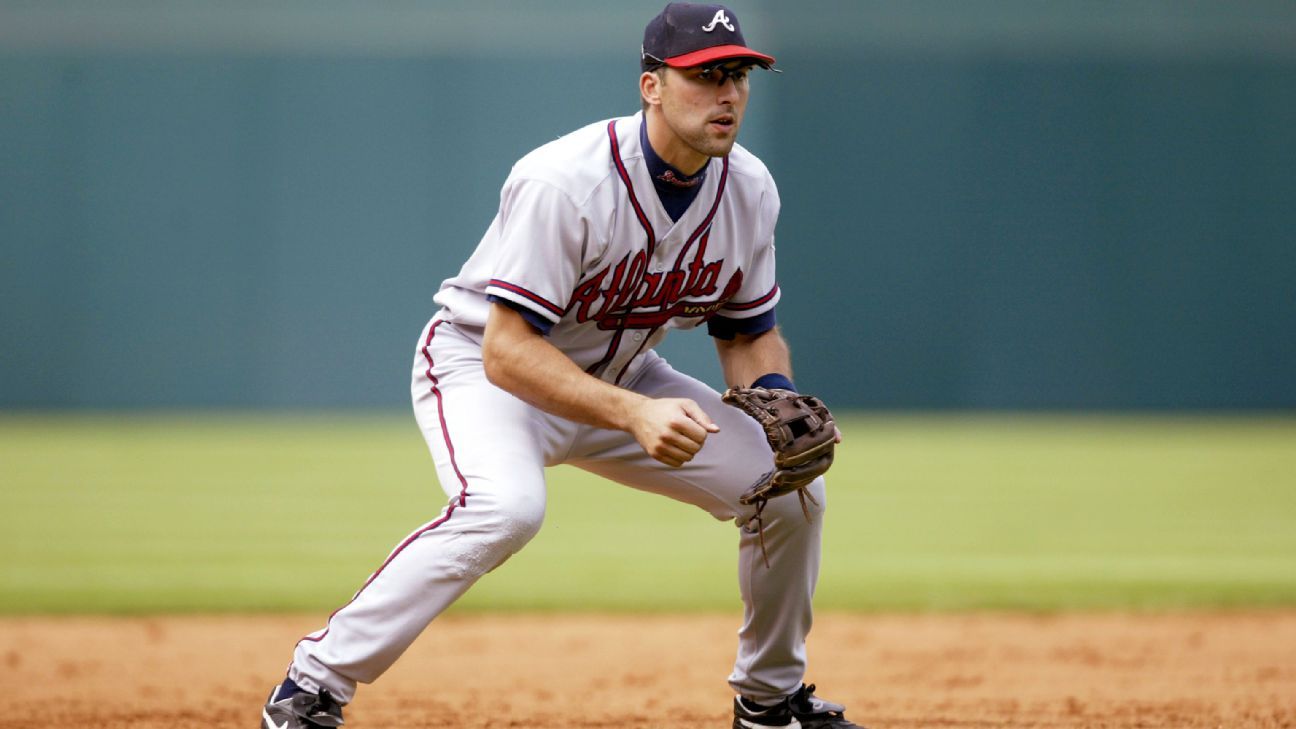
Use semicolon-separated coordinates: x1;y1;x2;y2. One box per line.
2;612;1294;728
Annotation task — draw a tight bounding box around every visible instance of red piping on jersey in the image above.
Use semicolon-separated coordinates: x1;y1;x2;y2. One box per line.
586;120;658;376
487;279;564;318
667;156;729;278
589;119;730;378
607;120;656;255
607;154;724;385
296;319;470;649
614;325;660;386
723;282;780;311
585;328;625;376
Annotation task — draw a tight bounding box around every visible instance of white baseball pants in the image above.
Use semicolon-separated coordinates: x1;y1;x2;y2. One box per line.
289;317;826;704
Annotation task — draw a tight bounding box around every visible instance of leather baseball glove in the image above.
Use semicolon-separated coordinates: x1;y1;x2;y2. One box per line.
722;386;837;565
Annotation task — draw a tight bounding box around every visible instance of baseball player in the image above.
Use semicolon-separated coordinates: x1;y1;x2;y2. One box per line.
260;4;863;728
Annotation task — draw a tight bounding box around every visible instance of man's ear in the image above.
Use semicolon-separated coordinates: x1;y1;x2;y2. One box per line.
640;70;663;107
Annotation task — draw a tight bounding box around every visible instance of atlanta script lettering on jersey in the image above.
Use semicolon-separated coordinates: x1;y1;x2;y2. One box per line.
567;229;743;330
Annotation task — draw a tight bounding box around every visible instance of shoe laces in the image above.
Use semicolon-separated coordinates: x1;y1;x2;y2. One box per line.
292;688;344;725
790;684;846;718
310;689;343;717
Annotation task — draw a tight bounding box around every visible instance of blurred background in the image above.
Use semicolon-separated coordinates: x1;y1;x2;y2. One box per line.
3;0;1293;410
1;1;1294;614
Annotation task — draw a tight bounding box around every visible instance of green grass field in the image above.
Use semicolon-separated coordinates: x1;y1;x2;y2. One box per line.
2;412;1294;614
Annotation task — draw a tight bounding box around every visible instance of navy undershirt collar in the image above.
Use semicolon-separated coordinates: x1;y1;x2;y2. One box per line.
640;119;707;223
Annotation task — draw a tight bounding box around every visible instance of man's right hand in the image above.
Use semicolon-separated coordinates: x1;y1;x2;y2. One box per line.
627;398;721;468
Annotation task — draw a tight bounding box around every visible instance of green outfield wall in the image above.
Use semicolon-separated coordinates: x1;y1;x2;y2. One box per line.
3;1;1294;409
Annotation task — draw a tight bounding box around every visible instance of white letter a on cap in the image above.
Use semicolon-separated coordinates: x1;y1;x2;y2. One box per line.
702;9;734;32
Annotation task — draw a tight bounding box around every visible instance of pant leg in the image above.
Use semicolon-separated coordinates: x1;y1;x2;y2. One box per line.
568;351;826;703
290;318;557;702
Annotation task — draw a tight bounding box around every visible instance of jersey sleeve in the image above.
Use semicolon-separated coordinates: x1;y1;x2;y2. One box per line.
483;178;588;326
716;176;781;320
486;294;557;335
707;308;777;340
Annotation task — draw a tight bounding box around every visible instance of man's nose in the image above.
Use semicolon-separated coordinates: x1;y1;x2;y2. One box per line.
717;77;740;103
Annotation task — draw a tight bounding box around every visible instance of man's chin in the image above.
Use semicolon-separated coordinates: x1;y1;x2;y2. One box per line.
710;143;738;158
701;136;738;158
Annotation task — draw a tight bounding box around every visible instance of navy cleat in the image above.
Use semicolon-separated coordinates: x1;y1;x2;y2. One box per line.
260;680;345;729
733;683;866;729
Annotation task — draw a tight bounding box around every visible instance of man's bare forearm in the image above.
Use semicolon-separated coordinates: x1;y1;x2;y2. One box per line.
714;326;793;388
482;303;719;467
482;304;646;432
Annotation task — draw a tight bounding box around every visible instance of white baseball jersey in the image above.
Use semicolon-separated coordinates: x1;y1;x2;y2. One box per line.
433;111;781;383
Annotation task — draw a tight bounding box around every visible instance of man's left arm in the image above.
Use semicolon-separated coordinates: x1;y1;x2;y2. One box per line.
715;325;843;445
714;322;840;543
713;325;792;389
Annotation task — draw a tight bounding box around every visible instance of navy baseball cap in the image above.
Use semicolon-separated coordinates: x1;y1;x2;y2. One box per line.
641;3;775;72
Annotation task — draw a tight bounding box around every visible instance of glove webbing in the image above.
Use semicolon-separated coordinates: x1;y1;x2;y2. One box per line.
746;486;819;569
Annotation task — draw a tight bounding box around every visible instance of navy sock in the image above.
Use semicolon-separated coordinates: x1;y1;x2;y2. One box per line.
273;677;304;702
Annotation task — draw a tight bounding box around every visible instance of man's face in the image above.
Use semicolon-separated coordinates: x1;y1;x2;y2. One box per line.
655;61;753;160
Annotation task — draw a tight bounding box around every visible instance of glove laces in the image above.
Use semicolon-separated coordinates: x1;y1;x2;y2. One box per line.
746;487;819;568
